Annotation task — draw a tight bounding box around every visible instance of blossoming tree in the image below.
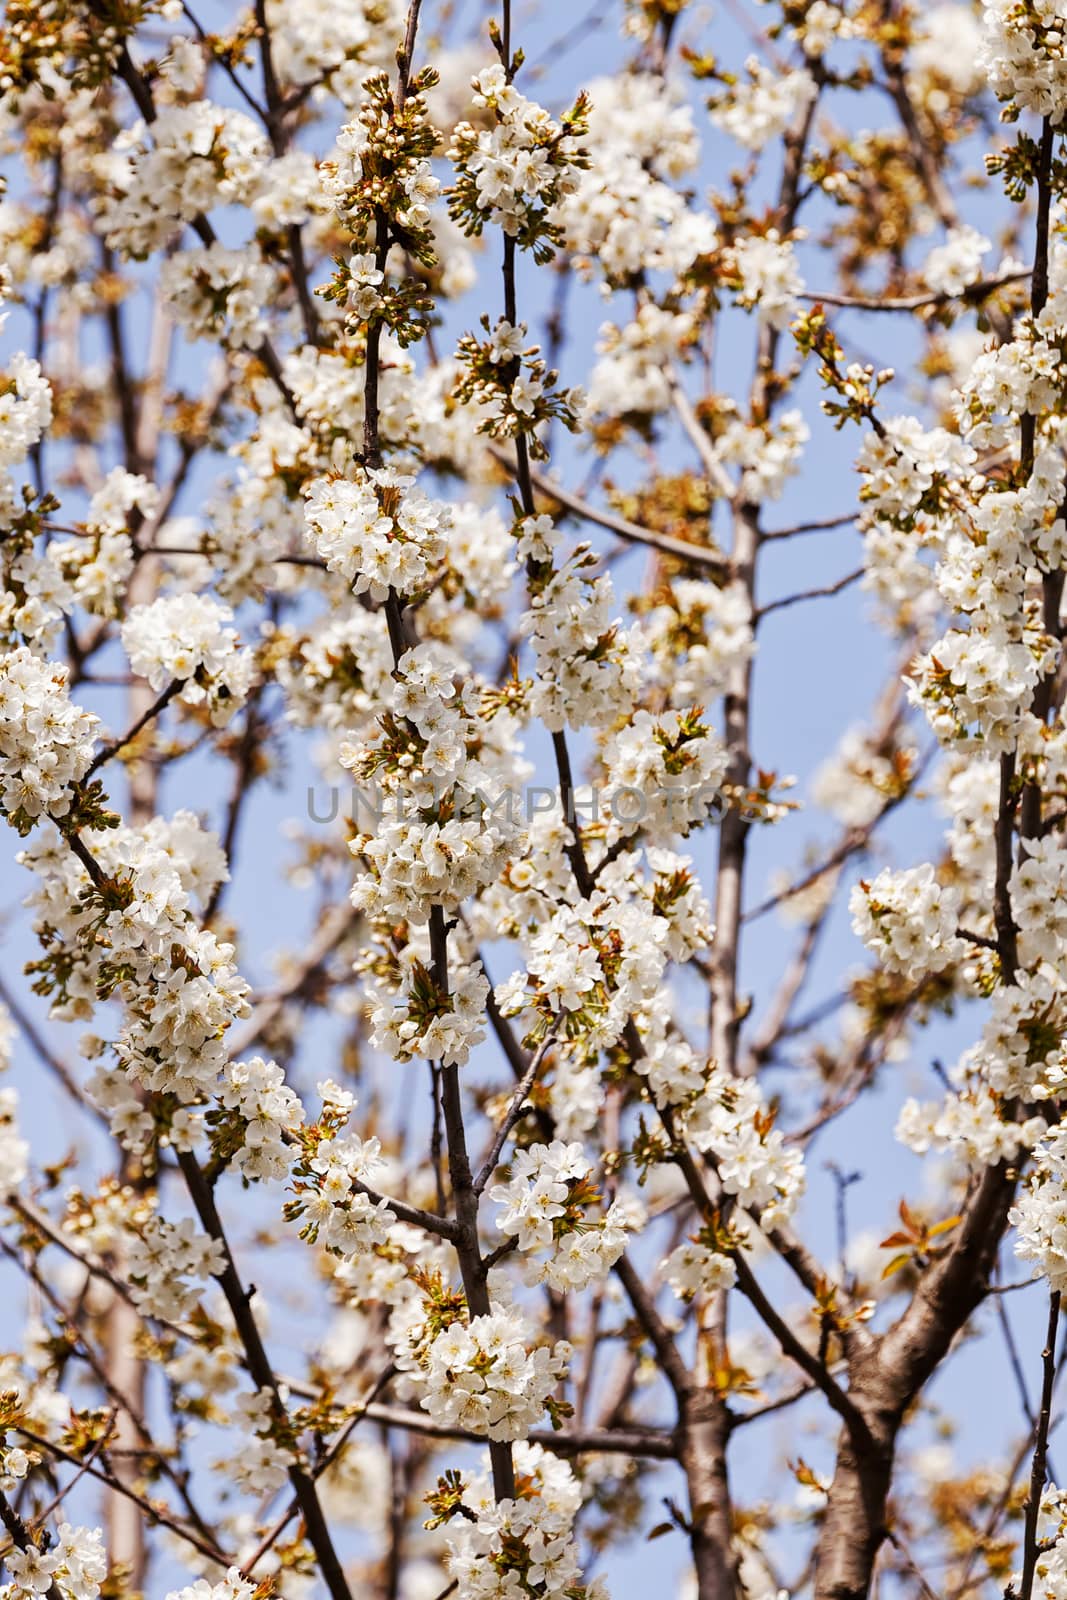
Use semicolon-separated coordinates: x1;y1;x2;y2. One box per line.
2;0;1067;1597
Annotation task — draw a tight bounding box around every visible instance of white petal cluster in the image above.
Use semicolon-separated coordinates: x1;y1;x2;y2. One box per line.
421;1304;570;1442
368;950;490;1069
164;1570;257;1600
912;5;987;102
731;231;804;331
447;65;584;238
523;556;641;732
261;0;404;95
501;890;671;1052
556;76;716;283
0;354;52;472
897;1084;1046;1169
20;813;249;1116
910;626;1056;751
633;1015;805;1227
127;1215;225;1319
304;468;450;600
45;467;152;617
343;644;525;926
223;1388;294;1496
857;417;975;521
601;707;728;844
639;579;756;706
292;1124;394;1256
98;103;270;257
490;1140;630;1291
447;1490;603;1600
323;79;440;237
663;1238;739;1300
850;865;963;980
587;305;695;418
686;1072;806;1228
715;409;809;503
0;648;98;829
121;593;255;725
1013;1124;1067;1291
217;1056;305;1182
1014;1484;1067;1600
922;225;991;297
161;243;275;349
979;0;1067;121
812;725;910;830
276;609;393;731
711;57;817;152
576;73;698;180
4;1524;106;1600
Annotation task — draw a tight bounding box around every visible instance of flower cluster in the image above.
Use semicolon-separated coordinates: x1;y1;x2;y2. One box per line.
850;865;964;981
22;811;249;1121
224;1388;295;1497
923;225;992;297
453;318;586;453
0;648;98;832
600;708;729;844
498;888;672;1053
446;1486;604;1600
729;231;804;330
638;579;756;705
448;65;589;258
287;1087;395;1253
161;243;275;349
322;68;440;262
44;467;152;618
420;1304;570;1442
367;948;491;1067
555;73;716;283
490;1141;630;1290
304;468;451;600
127;1215;225;1319
3;1524;107;1600
121;594;255;726
1013;1124;1067;1291
632;1025;805;1227
340;642;525;934
522;553;641;731
98;103;270;257
663;1234;739;1300
212;1056;305;1182
979;0;1067;121
0;355;52;478
165;1572;258;1600
319;67;440;341
710;57;816;153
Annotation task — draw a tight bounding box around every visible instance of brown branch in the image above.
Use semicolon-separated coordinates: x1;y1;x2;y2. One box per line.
756;567;864;619
176;1151;354;1600
1018;1291;1062;1600
503;450;731;575
83;679;182;781
798;269;1030;312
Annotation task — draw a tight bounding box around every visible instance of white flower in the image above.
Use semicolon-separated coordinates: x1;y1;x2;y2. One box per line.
923;225;991;297
731;231;804;330
417;1304;570;1442
162;243;275;348
121;594;255;725
0;648;98;828
851;865;963;980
